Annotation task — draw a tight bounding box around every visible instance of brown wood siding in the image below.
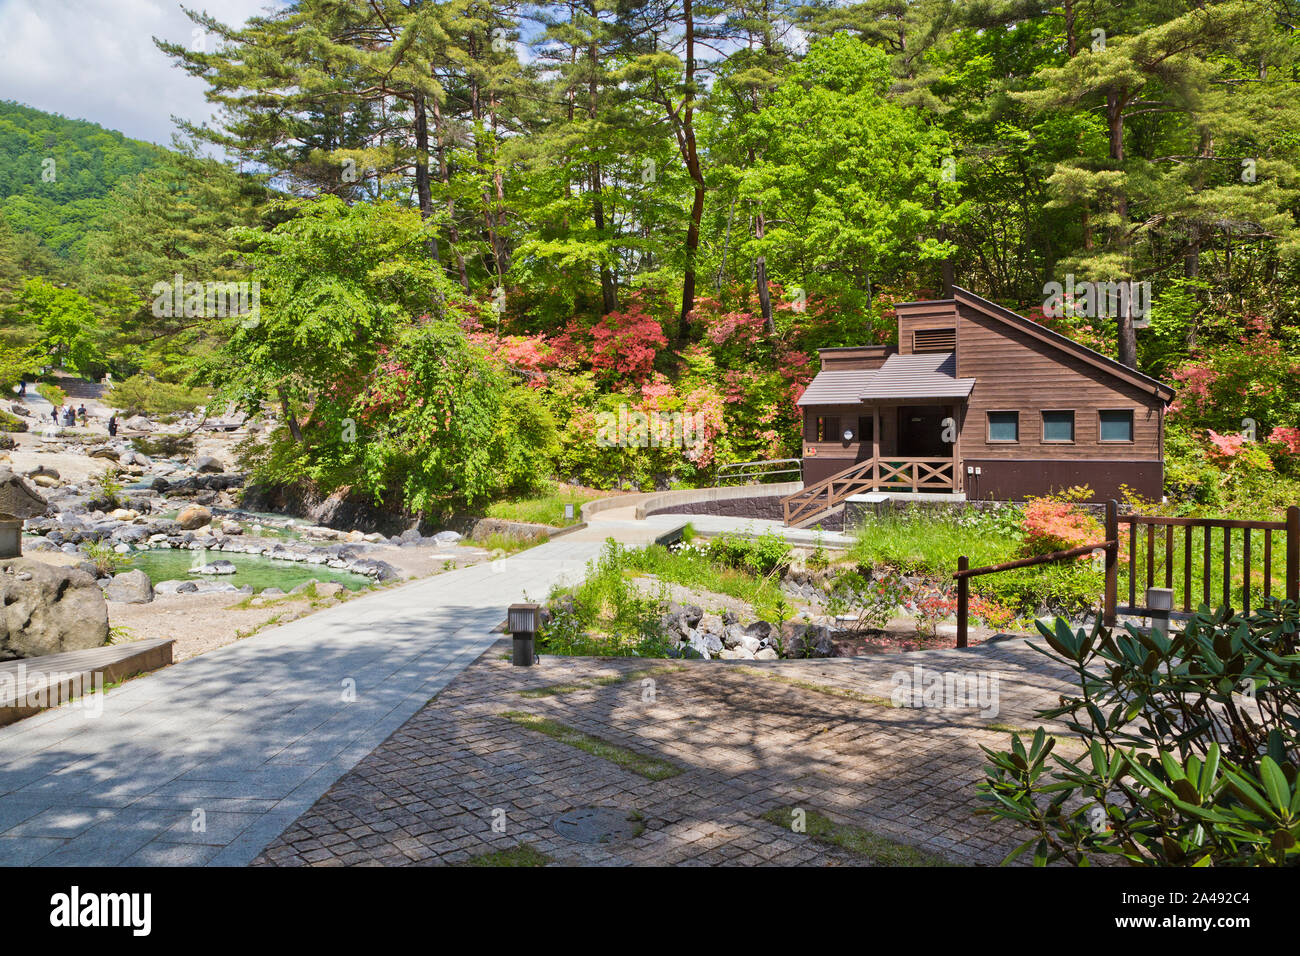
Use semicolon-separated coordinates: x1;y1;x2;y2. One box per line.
819;346;893;371
954;302;1163;465
896;301;959;356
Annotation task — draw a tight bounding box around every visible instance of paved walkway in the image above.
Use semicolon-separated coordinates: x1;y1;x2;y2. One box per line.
0;537;620;866
253;635;1078;866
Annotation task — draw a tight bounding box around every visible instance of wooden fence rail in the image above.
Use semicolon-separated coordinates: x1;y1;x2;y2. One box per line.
954;501;1300;647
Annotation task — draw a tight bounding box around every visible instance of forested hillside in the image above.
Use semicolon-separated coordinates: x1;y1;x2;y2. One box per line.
0;100;163;259
3;0;1300;520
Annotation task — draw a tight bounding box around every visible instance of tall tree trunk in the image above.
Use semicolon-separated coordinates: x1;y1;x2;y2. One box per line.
587;23;617;315
677;0;704;342
412;91;440;263
1107;88;1137;368
277;388;303;444
755;209;773;333
430;94;470;293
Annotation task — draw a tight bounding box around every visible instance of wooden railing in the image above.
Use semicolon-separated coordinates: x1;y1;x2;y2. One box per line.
1111;503;1299;620
781;456;955;527
955;541;1115;647
953;501;1300;647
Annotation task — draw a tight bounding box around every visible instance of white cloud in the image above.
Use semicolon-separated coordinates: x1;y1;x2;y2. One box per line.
0;0;278;145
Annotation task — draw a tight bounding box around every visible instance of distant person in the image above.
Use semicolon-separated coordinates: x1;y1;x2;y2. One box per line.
50;408;58;425
77;404;87;423
17;381;25;397
63;407;74;426
107;415;117;437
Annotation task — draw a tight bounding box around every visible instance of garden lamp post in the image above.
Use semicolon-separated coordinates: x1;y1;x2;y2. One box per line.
1146;587;1173;635
508;603;540;667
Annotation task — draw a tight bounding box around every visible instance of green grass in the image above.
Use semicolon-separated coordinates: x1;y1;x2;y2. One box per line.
622;543;787;622
760;806;951;866
518;664;682;698
460;844;552;867
849;504;1289;618
500;711;682;780
732;666;898;708
486;488;602;528
465;531;547;554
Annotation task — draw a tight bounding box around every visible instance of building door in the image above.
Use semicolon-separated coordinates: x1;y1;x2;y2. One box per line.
896;405;950;458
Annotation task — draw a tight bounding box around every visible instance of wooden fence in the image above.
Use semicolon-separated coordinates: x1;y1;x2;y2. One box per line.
954;501;1300;647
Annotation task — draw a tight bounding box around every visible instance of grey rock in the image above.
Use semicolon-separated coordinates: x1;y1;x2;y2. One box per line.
0;559;109;658
103;569;154;604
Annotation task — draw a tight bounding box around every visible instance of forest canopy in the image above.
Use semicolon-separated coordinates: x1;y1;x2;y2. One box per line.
3;0;1300;516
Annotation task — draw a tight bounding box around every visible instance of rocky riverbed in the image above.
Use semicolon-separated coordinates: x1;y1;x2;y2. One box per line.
0;411;527;661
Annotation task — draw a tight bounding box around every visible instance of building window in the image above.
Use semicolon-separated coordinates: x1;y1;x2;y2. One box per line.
987;411;1019;443
857;416;874;444
1099;409;1134;442
1042;410;1075;443
815;416;839;442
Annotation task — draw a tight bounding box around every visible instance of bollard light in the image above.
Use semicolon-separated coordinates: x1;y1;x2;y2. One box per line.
508;602;540;667
1146;587;1173;635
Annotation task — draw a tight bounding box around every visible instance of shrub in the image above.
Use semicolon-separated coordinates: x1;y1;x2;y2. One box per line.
705;530;792;577
81;541;131;576
37;382;67;408
536;541;674;657
824;567;906;631
979;603;1300;866
131;433;196;459
1020;486;1104;557
106;374;208;416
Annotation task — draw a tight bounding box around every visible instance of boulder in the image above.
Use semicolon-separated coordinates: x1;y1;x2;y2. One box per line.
289;578;321;595
680;604;703;629
88;446;119;461
745;620;775;641
754;647;779;661
103;569;154;604
176;504;212;530
698;612;723;635
31;474;60;488
0;468;47;520
315;582;345;599
0;560;109;659
193;456;223;473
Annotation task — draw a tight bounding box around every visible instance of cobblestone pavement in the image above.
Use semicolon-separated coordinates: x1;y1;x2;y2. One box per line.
253;635;1080;867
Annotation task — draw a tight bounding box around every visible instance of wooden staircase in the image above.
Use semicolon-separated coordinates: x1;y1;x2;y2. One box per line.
781;456;956;527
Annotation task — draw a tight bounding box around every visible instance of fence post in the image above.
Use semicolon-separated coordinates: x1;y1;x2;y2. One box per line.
1288;506;1299;605
1104;499;1118;626
956;555;969;648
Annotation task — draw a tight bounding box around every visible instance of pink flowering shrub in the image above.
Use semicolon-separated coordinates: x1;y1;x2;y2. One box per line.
589;299;666;383
1020;486;1105;558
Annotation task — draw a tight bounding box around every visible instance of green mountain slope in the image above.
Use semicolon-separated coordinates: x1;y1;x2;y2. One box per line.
0;100;163;257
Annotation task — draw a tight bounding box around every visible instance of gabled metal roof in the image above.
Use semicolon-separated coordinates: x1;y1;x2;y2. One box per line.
797;352;975;406
796;369;876;406
858;352;975;401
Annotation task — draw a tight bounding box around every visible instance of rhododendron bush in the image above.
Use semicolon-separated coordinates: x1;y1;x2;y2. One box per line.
1020;487;1105;557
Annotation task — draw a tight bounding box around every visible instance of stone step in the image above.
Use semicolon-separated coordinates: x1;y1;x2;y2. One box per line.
0;638;174;726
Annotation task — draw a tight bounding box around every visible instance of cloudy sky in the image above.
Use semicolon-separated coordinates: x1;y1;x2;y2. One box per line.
0;0;280;145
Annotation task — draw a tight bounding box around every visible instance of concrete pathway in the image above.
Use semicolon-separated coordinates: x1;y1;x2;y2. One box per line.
0;537;618;866
0;488;836;867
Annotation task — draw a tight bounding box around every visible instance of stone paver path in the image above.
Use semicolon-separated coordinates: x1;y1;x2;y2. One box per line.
0;537;620;866
254;635;1079;867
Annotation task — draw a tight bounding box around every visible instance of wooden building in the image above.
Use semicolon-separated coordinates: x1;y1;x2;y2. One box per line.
784;287;1174;526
